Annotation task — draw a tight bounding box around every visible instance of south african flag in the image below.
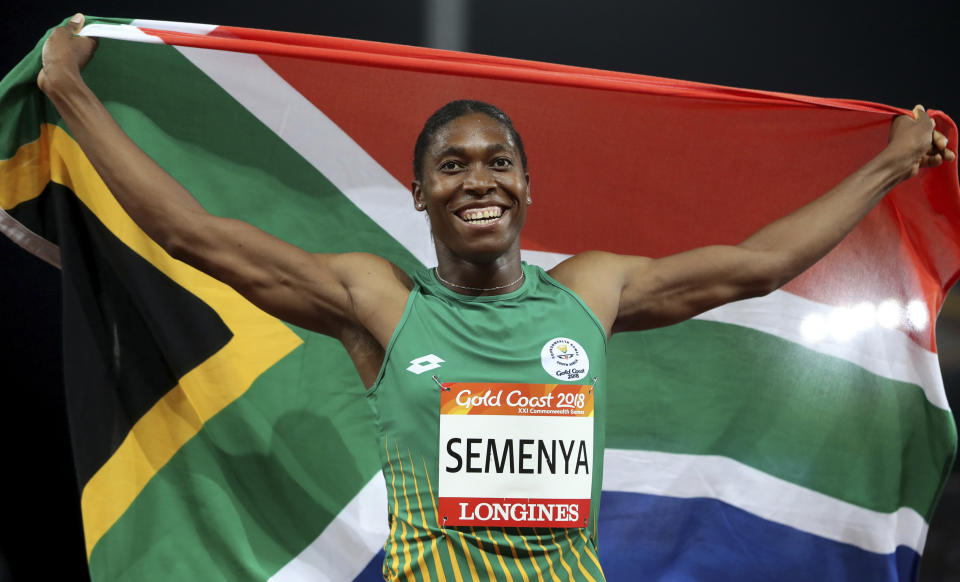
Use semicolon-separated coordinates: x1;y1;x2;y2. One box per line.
1;16;958;581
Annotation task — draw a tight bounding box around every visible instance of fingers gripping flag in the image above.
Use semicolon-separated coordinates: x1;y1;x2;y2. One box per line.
1;16;958;582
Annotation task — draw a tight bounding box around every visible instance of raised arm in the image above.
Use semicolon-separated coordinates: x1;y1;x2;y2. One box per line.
553;105;955;335
38;15;411;353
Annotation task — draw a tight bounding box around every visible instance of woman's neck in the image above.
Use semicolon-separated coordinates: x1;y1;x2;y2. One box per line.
433;247;524;296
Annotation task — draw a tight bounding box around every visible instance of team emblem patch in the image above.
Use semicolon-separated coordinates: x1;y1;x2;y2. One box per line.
540;337;589;381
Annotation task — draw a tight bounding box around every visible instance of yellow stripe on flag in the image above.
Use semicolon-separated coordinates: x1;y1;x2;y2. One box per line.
0;126;52;209
3;124;302;557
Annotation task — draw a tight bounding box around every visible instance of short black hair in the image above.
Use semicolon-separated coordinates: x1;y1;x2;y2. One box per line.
413;100;528;182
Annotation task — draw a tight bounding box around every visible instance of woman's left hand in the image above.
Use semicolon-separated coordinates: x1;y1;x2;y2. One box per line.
886;105;956;180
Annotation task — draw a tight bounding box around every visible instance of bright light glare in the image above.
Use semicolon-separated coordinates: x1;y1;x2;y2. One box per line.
800;299;914;343
828;307;857;342
850;302;877;332
800;313;828;342
877;299;902;329
906;300;929;330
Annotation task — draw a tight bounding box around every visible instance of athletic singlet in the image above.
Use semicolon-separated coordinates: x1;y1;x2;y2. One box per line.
366;262;608;581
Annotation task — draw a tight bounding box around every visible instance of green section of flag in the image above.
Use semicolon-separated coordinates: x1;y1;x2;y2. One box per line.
607;319;957;518
0;17;134;160
81;39;423;279
89;335;381;581
62;40;413;577
0;39;46;160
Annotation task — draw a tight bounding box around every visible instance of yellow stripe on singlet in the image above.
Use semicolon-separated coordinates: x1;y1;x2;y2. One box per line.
519;533;546;582
454;530;482;582
547;530;576;581
532;529;563;582
501;529;531;582
397;509;414;579
385;437;402;578
422;459;465;582
403;450;433;582
484;529;515;582
562;529;597;582
579;530;605;576
395;442;418;582
470;527;499;581
407;452;443;582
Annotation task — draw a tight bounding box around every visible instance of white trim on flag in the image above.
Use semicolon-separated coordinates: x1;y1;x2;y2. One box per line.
80;21;217;44
175;46;439;268
602;448;928;556
130;19;219;35
521;249;571;270
78;24;166;45
521;247;946;411
697;289;949;410
269;472;388;582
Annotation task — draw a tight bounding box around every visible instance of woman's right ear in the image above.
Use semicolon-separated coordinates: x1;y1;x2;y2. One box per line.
412;181;425;211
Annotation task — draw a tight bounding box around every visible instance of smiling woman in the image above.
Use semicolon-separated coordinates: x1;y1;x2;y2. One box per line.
413;104;532;284
31;12;957;582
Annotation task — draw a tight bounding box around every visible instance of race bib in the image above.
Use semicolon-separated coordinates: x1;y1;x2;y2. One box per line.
438;382;594;528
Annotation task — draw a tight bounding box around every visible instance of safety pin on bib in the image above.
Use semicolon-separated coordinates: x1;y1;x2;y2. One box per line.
432;375;450;391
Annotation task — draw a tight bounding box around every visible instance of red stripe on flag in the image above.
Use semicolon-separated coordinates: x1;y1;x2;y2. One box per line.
258;53;959;350
131;26;909;110
125;23;960;351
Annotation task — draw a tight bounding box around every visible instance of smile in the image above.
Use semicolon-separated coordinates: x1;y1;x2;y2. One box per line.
457;206;505;225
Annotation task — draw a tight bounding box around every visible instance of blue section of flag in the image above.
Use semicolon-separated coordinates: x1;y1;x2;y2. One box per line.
354;549;386;582
597;490;920;582
351;492;923;581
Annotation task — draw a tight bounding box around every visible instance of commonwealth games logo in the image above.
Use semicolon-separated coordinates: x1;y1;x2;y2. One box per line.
540;337;589;381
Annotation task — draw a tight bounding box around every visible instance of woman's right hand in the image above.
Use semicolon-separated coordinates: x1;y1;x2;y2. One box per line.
38;13;98;94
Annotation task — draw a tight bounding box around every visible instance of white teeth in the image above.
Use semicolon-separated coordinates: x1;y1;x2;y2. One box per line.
461;206;503;222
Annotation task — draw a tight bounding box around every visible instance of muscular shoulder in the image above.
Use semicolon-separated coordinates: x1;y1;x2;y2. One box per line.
327;252;414;292
548;250;650;289
324;252;413;347
547;251;652;335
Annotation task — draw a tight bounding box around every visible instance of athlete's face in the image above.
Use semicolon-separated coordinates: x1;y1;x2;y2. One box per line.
412;113;531;263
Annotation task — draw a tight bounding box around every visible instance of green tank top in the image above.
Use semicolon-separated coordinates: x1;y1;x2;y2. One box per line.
366;262;608;581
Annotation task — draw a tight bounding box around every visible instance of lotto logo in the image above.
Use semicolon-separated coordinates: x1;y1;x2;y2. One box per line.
407;354;445;374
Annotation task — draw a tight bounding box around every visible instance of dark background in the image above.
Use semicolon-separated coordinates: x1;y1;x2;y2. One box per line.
1;1;958;580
